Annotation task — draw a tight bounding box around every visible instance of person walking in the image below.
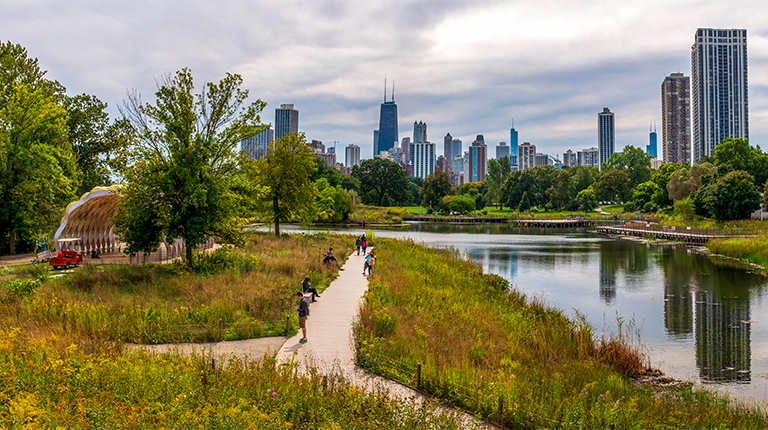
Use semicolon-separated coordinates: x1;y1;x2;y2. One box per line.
302;277;320;302
361;237;368;255
366;251;375;276
355;236;362;255
295;291;309;343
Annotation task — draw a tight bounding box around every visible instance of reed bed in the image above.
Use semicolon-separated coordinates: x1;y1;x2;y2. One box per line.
355;238;768;428
0;232;353;345
708;234;768;268
0;328;460;429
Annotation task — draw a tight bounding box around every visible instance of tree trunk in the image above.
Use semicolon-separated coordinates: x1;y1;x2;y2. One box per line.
186;245;194;269
273;194;280;237
9;230;15;255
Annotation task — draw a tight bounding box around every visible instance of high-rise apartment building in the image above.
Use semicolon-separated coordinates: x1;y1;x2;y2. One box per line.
241;127;274;160
577;147;600;168
691;28;748;162
401;137;411;165
496;142;510;160
411;141;435;179
598;108;615;168
345;144;360;168
535;153;550;167
509;126;519;166
662;73;691;164
275;104;299;139
375;83;399;156
518;142;536;170
442;134;453;173
563;149;576;167
467;139;487;182
413;121;427;143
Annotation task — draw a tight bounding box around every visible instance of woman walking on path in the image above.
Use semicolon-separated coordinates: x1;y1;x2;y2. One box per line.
302;277;320;302
361;237;368;255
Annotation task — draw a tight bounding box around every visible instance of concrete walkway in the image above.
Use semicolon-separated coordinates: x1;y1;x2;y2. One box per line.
276;250;491;429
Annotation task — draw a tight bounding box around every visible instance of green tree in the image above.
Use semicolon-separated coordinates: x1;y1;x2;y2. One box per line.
602;146;652;187
114;68;266;263
547;169;574;211
667;163;716;202
420;171;454;210
575;188;598;214
712;138;768;189
63;94;130;195
650;163;688;209
352;159;411;207
592;169;631;203
674;197;695;221
0;83;76;254
443;194;475;214
518;191;532;212
570;165;599;194
632;181;661;210
310;155;342;187
315;178;349;222
706;170;761;221
256;134;318;236
485;157;511;209
408;177;423;206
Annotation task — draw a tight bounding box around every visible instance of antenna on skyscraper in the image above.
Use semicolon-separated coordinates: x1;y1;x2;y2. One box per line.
384;75;387;102
512;118;515;128
392;81;395;102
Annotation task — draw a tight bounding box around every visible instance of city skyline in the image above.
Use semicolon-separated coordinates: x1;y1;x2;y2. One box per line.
3;1;767;161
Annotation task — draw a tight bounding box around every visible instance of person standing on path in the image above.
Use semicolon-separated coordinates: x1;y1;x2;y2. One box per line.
355;236;362;255
295;291;309;343
302;277;320;302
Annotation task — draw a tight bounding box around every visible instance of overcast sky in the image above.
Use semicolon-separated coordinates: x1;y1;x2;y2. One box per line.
3;0;766;162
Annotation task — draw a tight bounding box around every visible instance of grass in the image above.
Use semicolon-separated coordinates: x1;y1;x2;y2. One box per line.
348;205;408;224
354;238;768;428
0;232;353;345
0;328;461;429
708;234;768;268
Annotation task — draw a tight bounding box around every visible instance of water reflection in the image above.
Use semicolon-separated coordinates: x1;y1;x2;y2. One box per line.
695;291;751;383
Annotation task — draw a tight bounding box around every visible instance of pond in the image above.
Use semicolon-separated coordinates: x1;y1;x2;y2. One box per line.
282;222;768;401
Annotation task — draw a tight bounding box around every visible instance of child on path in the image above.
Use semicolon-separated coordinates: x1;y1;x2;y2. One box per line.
295;291;309;343
364;251;375;276
302;277;320;302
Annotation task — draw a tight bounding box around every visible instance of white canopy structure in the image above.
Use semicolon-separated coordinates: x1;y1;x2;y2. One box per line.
54;186;121;252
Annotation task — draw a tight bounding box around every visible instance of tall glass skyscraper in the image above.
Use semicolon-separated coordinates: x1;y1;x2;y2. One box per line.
598;108;615;169
451;138;462;159
509;127;519;166
376;93;399;156
647;130;658;159
275;104;299;139
691;28;748;163
241;127;274;160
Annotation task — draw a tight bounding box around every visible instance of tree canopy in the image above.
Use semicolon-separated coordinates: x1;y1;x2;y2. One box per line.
712;138;768;189
705;170;761;222
419;170;454;211
114;68;265;264
602;146;652;187
351;158;411;207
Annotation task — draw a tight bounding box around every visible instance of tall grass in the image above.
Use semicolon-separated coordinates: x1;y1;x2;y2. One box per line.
0;328;461;429
355;238;768;428
708;234;768;268
0;232;354;344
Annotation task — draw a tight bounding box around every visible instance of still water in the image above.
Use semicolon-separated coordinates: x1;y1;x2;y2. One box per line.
285;222;768;400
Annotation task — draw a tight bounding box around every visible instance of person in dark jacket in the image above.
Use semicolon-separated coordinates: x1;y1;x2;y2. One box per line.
295;291;309;343
302;277;320;302
355;236;362;255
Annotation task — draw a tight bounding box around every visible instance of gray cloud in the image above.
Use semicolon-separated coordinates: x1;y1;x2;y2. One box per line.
2;0;766;161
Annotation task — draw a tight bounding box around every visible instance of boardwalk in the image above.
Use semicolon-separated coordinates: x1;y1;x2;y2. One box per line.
402;214;615;228
596;225;740;244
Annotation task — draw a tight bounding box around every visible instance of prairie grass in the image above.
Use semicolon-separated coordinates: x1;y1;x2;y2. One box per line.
355;238;768;428
0;232;353;345
708;234;768;268
349;205;407;224
0;328;461;429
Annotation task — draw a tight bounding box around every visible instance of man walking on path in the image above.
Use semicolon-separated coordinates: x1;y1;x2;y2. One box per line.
355;236;362;255
295;291;309;343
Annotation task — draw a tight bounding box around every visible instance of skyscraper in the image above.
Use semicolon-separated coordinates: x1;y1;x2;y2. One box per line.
662;73;691;164
375;82;399;156
647;129;658;159
509;126;519;166
496;142;510;159
563;149;576;167
401;137;411;165
443;133;453;173
413;121;427;143
240;127;274;160
451;138;462;159
518;142;536;170
577;147;600;168
691;28;748;162
467;139;487;182
598;108;615;168
411;141;435;179
345;144;360;168
275;104;299;139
